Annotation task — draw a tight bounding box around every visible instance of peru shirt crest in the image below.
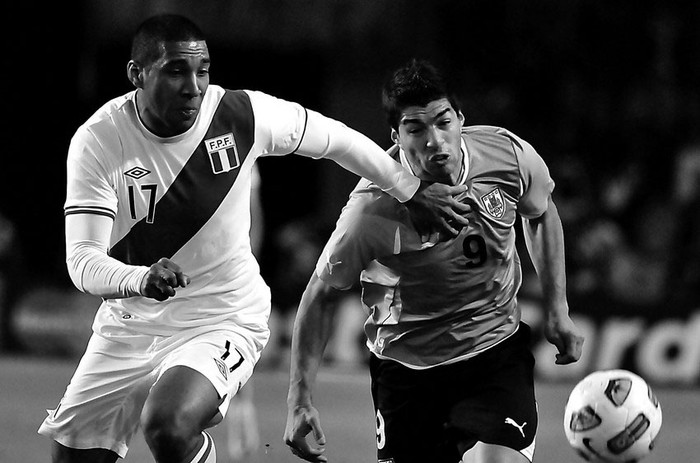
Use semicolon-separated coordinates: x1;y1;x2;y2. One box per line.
64;85;310;346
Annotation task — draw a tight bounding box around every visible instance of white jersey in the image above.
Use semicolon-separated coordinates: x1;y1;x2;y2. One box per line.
64;86;327;358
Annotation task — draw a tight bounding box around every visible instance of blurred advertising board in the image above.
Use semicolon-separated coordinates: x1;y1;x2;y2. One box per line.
524;297;700;387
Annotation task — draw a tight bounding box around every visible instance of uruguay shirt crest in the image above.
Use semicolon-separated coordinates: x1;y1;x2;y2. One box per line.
315;125;555;368
481;188;506;219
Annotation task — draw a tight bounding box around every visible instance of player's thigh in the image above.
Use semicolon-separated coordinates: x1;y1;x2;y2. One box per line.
145;328;255;429
39;333;158;458
370;355;450;462
462;442;530;463
447;325;537;457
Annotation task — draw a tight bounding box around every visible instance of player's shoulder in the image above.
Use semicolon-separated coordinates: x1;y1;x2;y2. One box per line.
462;125;526;147
71;92;136;151
79;93;132;131
463;125;539;163
216;85;247;102
339;180;405;231
237;89;304;129
331;180;416;253
238;88;294;108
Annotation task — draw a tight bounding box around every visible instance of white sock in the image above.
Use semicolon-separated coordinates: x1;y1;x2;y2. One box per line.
189;431;217;463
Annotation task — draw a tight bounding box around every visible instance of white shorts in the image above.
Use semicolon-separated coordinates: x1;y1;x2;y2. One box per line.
38;325;256;458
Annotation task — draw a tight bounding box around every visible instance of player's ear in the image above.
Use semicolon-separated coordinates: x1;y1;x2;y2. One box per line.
457;111;465;126
390;128;400;145
127;61;144;89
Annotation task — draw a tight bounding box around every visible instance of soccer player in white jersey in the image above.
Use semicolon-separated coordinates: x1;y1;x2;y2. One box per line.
37;15;472;463
284;60;585;463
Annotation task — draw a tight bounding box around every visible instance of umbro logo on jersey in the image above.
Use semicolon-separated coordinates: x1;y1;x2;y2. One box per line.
214;358;228;380
481;188;505;219
124;166;151;179
205;133;240;174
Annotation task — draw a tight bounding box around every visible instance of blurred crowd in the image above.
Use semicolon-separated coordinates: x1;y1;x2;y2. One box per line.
3;1;700;362
550;141;700;311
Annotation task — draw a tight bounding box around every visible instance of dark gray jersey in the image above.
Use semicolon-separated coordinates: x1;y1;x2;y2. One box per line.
316;126;554;368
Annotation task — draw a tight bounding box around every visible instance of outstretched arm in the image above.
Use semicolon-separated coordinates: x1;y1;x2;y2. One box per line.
296;110;469;235
285;273;344;462
522;199;584;364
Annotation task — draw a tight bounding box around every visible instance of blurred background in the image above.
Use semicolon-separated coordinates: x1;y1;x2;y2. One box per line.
2;1;699;462
2;1;700;456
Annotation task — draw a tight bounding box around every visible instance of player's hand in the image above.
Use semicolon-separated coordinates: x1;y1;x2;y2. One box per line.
140;257;190;301
544;313;584;365
405;181;472;236
284;405;327;462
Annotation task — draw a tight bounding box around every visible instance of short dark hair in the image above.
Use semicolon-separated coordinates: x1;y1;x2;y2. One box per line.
131;14;205;66
382;59;461;130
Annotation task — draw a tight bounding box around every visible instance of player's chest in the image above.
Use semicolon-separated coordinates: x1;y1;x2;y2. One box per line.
113;136;247;224
464;175;519;228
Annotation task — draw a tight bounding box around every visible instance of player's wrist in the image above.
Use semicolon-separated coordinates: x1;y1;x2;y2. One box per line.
389;174;421;204
286;390;313;409
130;267;151;297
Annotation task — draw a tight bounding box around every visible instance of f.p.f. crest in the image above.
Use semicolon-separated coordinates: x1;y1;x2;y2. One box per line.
205;133;240;174
481;188;505;219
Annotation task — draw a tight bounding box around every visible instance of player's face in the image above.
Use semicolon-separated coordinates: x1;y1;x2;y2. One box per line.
137;40;210;137
392;98;464;185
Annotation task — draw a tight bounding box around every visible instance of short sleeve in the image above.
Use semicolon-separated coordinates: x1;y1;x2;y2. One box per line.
64;127;118;219
315;182;407;289
246;90;307;157
513;135;555;219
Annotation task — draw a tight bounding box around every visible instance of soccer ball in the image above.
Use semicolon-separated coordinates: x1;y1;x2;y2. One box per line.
563;369;662;462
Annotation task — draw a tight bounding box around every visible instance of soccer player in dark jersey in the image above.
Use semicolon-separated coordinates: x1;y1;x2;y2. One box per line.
37;15;471;463
284;59;584;463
